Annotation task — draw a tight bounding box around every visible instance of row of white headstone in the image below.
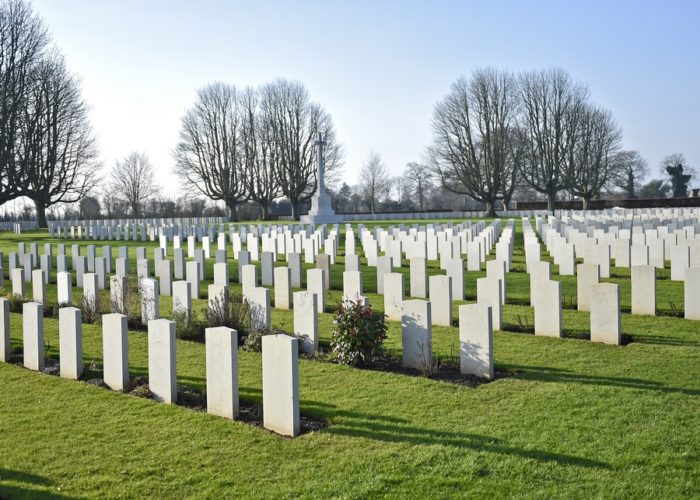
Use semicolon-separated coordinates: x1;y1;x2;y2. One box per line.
0;299;301;437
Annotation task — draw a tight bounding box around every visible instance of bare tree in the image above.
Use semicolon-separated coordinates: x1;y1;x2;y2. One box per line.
17;53;99;227
260;79;343;219
241;86;280;220
0;0;49;205
405;162;433;211
359;152;390;214
174;82;247;221
610;150;649;198
566;105;621;209
110;152;157;218
428;68;520;216
518;67;589;212
660;153;696;198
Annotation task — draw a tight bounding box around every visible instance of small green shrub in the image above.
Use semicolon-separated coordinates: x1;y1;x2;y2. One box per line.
172;310;206;341
331;299;387;367
241;326;288;352
206;293;251;339
7;294;28;313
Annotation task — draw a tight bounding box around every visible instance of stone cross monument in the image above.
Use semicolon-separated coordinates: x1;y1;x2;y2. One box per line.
300;132;341;224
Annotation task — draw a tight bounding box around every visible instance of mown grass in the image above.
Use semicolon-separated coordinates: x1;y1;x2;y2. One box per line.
0;220;698;498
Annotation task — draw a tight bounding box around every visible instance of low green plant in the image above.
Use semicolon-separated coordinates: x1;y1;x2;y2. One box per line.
7;293;27;313
331;299;387;367
241;326;288;352
205;293;251;339
172;310;206;341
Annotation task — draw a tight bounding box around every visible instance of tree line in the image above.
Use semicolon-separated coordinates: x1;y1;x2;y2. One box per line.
423;67;696;215
0;0;98;227
0;0;696;225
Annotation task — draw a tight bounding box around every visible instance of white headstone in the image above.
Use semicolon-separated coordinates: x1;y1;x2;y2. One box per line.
23;302;44;371
205;326;239;419
458;303;493;379
148;319;177;403
534;280;561;337
262;334;300;436
401;299;432;370
476;277;502;331
684;267;700;320
102;313;129;391
631;265;656;316
274;266;291;310
576;263;599;312
590;283;621;345
59;307;83;380
293;291;318;353
383;272;405;321
428;274;452;326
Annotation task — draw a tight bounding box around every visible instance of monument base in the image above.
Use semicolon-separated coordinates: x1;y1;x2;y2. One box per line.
300;212;342;224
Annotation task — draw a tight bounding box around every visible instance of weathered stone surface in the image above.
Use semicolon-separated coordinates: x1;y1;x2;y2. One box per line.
401;299;432;370
428;274;452;326
590;283;621;345
576;263;599;312
206;326;239;419
59;307;83;380
486;259;507;304
445;258;465;301
529;261;551;308
345;254;360;272
671;245;690;281
241;264;257;299
248;287;271;330
32;269;45;304
261;251;275;286
262;334;300;437
274;266;291;310
409;257;427;298
102;313;129;391
288;252;302;288
11;268;25;297
685;267;700;320
534;280;561;338
631;265;656;316
458;303;493;379
214;262;229;286
376;256;392;294
293;291;318;353
186;260;200;299
148;319;177;403
140;278;160;323
476;277;502;331
307;268;326;313
172;280;192;318
23;302;44;371
384;272;405;321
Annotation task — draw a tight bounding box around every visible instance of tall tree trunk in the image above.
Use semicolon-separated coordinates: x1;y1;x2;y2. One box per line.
485;199;497;217
582;196;590;211
226;201;237;222
547;192;556;214
261;203;269;221
291;201;299;221
34;199;48;228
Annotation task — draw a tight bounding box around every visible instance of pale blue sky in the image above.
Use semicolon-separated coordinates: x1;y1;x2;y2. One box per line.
32;0;700;195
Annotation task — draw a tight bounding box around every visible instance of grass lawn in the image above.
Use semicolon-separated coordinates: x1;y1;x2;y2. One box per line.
0;220;698;498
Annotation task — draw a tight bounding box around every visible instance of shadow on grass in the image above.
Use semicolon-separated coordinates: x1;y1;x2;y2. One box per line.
505;364;700;396
0;468;72;499
628;334;700;348
301;400;609;469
